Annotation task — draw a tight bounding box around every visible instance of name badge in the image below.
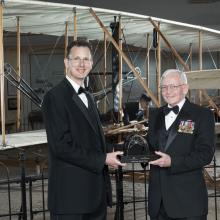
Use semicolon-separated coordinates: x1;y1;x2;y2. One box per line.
178;120;195;134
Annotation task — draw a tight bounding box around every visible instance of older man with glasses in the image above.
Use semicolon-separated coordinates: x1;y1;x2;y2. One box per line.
147;69;215;220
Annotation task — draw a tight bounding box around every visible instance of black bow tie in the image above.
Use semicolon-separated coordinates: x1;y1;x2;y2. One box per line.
163;105;179;115
78;87;88;95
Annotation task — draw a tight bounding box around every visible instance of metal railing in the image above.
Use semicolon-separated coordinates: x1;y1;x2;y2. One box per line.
0;153;219;220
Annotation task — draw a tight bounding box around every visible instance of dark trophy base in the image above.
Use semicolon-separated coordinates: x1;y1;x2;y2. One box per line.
120;153;159;163
120;134;161;163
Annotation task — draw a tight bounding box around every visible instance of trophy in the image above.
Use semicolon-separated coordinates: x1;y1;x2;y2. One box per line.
120;134;158;163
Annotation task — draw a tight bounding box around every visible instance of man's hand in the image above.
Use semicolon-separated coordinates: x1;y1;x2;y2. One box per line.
106;151;126;169
149;151;171;167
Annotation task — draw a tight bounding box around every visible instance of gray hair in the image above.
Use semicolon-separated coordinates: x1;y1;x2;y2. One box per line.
160;69;188;84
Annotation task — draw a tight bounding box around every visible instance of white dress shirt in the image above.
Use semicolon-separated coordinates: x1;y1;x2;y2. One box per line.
165;98;185;130
66;75;88;108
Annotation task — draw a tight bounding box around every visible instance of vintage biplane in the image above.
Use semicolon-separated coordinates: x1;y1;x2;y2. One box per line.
0;0;220;159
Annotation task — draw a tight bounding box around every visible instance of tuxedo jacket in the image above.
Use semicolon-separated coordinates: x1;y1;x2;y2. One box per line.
42;78;112;214
147;99;215;218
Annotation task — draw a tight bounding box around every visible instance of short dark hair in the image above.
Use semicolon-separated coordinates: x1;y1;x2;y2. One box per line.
66;40;92;58
140;93;151;102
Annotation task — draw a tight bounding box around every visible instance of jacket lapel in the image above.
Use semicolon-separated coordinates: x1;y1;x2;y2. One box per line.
164;99;191;151
164;116;180;151
72;93;99;135
87;93;106;152
63;78;99;135
152;108;165;151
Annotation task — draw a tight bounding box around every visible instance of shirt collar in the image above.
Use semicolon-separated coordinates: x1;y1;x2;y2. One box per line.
66;75;84;93
168;98;185;111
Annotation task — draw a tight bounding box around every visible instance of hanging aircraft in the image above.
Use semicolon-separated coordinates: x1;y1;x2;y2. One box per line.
1;0;220;150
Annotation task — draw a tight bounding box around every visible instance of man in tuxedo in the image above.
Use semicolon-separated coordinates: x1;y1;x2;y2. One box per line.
147;69;215;220
42;40;125;220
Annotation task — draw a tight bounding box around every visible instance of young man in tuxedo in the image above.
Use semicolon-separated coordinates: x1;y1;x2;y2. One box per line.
147;69;215;220
42;40;125;220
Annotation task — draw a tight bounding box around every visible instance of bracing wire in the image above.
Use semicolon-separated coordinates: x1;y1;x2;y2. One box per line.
4;63;42;108
207;47;218;69
25;33;64;76
174;51;191;72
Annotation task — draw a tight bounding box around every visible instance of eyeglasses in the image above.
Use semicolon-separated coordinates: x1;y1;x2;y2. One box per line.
68;57;91;65
160;84;184;92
